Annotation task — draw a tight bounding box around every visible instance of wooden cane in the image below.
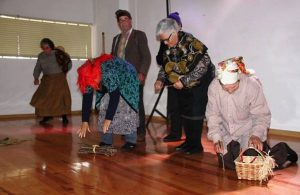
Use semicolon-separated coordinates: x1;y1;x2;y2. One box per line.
101;32;105;54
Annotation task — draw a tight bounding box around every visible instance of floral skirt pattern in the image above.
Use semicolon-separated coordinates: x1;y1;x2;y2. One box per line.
97;94;139;135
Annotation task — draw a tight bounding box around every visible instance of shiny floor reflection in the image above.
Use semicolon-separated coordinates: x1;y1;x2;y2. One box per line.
0;115;299;194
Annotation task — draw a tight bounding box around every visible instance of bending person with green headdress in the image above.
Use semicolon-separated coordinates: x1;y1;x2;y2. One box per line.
77;54;139;152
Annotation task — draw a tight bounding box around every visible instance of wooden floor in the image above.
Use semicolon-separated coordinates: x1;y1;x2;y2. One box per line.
0;115;299;195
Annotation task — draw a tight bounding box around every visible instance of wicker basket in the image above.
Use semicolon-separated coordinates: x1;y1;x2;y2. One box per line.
234;147;275;181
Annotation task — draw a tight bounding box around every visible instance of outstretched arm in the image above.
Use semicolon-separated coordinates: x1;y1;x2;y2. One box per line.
102;89;120;133
78;88;94;138
33;57;42;84
206;83;223;153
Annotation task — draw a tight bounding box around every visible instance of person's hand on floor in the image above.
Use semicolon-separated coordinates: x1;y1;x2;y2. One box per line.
77;122;91;138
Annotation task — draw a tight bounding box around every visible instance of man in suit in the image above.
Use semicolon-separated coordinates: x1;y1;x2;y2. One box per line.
111;9;151;142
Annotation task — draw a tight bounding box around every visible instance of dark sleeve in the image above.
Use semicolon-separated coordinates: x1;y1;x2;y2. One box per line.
82;91;93;122
105;89;121;120
156;41;165;66
157;66;166;82
137;31;151;76
179;52;211;87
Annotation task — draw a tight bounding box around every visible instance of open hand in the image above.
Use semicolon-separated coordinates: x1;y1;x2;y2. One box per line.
173;80;183;90
77;122;91;138
103;119;112;134
154;80;163;93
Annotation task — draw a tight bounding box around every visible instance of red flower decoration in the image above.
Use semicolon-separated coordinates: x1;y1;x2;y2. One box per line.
77;54;113;93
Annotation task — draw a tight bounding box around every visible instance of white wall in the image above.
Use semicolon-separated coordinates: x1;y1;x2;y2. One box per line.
92;0;167;117
127;0;168;119
91;0;119;57
0;59;84;114
0;0;165;117
169;0;300;131
1;0;299;132
0;0;95;115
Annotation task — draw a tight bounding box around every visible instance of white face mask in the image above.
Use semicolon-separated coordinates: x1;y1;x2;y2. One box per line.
217;61;239;85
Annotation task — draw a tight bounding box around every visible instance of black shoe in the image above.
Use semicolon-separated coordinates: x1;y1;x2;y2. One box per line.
279;143;298;169
163;134;181;142
99;142;112;147
62;115;69;125
39;117;53;125
121;142;136;152
62;118;69;125
286;143;298;163
185;146;204;155
175;142;189;151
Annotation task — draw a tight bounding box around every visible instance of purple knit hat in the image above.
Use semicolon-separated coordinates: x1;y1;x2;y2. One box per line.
167;12;182;26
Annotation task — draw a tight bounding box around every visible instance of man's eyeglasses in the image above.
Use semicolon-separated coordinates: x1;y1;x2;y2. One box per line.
162;32;173;43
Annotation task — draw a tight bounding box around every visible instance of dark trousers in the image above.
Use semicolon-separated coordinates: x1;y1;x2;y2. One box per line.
183;118;204;149
177;85;207;149
218;140;298;170
167;87;182;137
137;85;146;135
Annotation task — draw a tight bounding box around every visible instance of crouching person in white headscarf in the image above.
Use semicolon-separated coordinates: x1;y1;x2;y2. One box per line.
206;57;298;170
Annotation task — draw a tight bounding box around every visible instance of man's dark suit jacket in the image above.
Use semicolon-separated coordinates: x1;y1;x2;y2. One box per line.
111;29;151;76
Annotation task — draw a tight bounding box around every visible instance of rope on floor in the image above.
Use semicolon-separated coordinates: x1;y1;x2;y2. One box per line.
78;143;117;156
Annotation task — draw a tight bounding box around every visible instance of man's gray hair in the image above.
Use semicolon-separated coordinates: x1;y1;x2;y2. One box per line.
156;18;180;38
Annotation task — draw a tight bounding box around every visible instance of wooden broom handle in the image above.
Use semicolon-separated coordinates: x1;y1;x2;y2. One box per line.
101;32;105;54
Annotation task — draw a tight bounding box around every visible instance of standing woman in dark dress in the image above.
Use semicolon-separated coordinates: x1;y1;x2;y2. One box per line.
154;19;215;154
156;12;184;142
30;38;72;125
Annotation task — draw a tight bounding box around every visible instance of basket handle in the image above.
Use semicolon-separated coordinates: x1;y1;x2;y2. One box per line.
238;147;265;163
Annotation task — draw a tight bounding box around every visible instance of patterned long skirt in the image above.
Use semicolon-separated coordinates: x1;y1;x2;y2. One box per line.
97;94;139;135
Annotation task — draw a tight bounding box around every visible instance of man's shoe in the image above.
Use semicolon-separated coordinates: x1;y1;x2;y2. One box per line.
163;134;181;142
175;142;189;151
121;142;136;152
62;115;69;125
62;118;69;125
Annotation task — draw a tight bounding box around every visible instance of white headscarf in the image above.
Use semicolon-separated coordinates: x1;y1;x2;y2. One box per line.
217;57;255;85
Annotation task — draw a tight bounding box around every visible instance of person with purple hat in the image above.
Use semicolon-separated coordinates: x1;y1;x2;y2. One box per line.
156;12;184;142
155;18;215;154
